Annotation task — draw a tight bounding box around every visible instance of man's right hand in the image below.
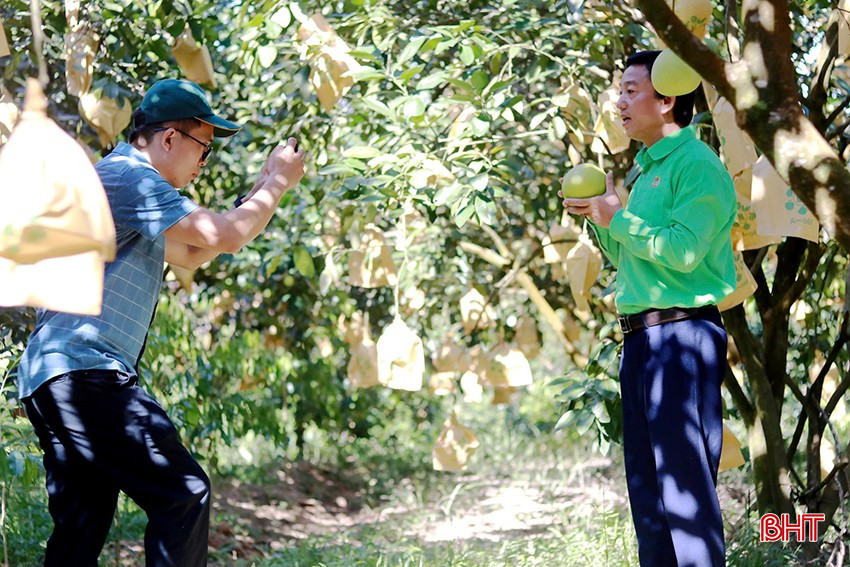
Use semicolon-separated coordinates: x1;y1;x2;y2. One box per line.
266;137;306;191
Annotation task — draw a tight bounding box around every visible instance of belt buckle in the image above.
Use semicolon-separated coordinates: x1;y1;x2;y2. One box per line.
618;316;632;334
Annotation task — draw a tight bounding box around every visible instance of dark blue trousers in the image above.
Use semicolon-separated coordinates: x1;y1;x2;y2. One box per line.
620;308;726;567
23;370;210;567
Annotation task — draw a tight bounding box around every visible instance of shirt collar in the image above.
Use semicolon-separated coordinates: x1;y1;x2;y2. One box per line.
111;141;154;166
635;125;696;168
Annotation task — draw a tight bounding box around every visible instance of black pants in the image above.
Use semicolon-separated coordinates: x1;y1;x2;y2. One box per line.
620;309;726;567
23;370;210;566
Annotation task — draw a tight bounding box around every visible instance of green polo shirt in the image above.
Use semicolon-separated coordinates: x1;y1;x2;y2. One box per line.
592;125;737;315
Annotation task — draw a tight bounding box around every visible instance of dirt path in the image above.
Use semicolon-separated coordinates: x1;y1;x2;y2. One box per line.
203;456;632;562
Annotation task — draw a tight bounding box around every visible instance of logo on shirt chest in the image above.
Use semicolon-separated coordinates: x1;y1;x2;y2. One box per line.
651;175;661;188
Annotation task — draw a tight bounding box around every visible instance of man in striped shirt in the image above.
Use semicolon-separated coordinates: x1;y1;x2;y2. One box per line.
18;79;305;566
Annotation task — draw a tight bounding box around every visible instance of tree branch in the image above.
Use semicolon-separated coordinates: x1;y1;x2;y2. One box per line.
724;363;754;423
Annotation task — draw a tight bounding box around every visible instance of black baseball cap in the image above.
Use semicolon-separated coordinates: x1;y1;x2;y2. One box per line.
137;79;240;138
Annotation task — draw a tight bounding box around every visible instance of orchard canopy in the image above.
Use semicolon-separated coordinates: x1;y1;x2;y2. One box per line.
1;0;849;556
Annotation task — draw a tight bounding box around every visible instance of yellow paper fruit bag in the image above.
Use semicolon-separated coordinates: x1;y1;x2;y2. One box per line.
376;317;425;391
485;344;533;388
0;17;10;58
171;25;216;87
591;86;630;155
515;315;541;359
717;251;757;312
460;288;497;333
347;338;381;388
719;423;746;472
78;91;132;148
565;233;602;313
751;156;819;243
348;224;397;288
712;97;757;179
64;12;98;98
0;91;18;144
0;80;116;315
297;14;361;111
432;412;480;472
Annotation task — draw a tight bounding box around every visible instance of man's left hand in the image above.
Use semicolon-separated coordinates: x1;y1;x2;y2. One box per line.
560;171;622;228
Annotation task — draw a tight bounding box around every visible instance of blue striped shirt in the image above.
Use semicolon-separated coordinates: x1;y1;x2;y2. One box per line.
17;142;198;398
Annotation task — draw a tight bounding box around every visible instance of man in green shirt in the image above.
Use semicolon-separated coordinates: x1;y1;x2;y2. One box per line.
563;50;736;567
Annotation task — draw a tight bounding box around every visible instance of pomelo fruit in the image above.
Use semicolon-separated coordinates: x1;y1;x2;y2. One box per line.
561;163;606;198
651;49;701;96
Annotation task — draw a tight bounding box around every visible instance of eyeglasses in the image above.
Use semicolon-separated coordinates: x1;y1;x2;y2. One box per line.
153;127;213;162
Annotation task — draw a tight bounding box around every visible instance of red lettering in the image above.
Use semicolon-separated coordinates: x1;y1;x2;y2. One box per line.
760;513;782;542
784;514;805;541
760;513;825;542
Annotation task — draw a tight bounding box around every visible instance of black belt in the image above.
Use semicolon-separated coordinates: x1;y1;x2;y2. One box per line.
618;305;718;334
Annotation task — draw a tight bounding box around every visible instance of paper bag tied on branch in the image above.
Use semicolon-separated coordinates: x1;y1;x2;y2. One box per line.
348;338;381;388
171;25;216;87
542;217;581;264
712;97;757;181
376;317;425;391
430;342;469;395
343;311;381;388
491;386;516;405
297;14;361;112
65;1;98;98
0;80;116;315
348;224;397;288
460;288;497;333
514;315;540;360
565;234;602;314
717;251;757;312
471;344;533;388
460;371;484;403
0;91;18;144
78;91;132;148
0;17;10;58
839;0;850;56
730;169;782;251
750;156;820;243
719;423;746;472
432;412;480;472
591;86;630;155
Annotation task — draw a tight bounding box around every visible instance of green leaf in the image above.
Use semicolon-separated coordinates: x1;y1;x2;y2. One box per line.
446;77;476;93
470;173;489;191
359;97;392;117
416;71;448;90
294;245;316;278
554;410;575;431
470;70;489;93
400;64;426;83
319;163;359;176
454;203;476;227
474;196;497;225
460;45;475;65
398;35;427;64
348;67;385;81
552;115;567;139
403;96;426;117
270;7;291;28
472;115;489;136
433;182;466;207
343;146;382;159
257;45;277;69
434;38;458;55
529;110;552;130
